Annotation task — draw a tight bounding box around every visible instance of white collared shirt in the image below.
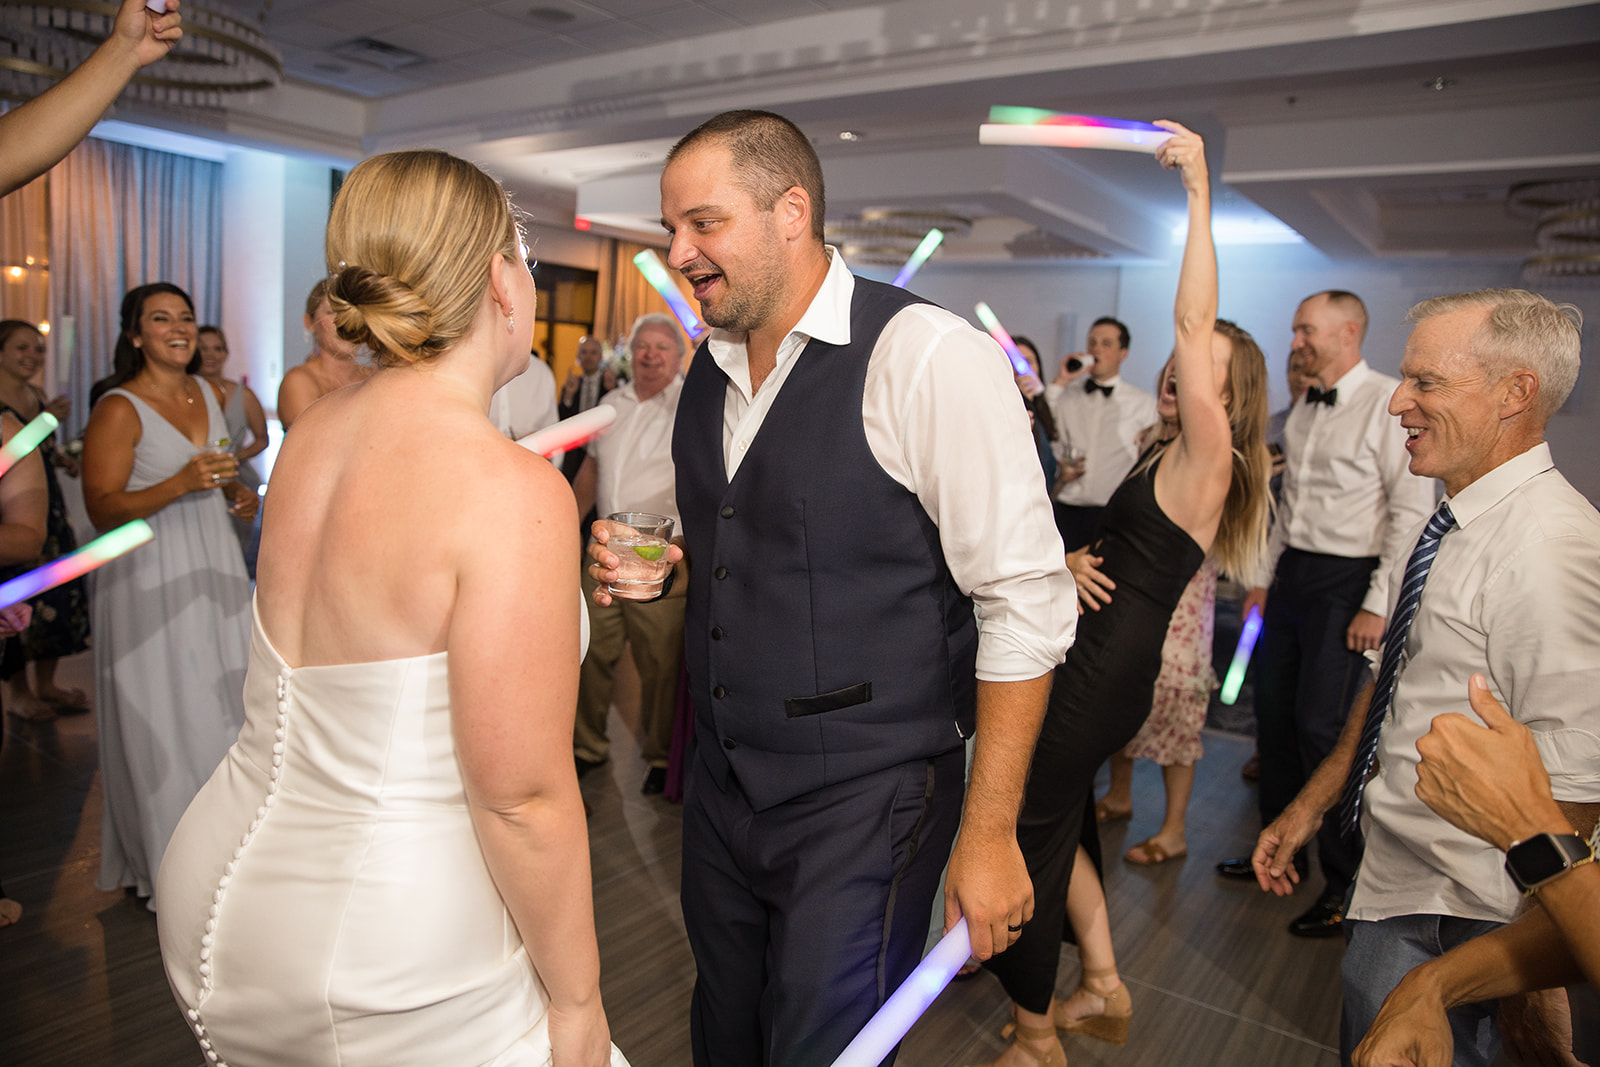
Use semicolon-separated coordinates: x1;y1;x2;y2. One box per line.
1043;373;1158;508
1261;359;1437;613
489;355;559;443
1350;442;1600;924
589;377;683;531
701;248;1076;682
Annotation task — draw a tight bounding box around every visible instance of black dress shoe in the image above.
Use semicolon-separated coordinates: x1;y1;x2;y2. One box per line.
575;756;606;778
1288;894;1346;938
1215;857;1256;879
641;766;667;795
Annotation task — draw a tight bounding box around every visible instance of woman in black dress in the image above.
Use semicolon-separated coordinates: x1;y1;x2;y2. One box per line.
977;123;1273;1067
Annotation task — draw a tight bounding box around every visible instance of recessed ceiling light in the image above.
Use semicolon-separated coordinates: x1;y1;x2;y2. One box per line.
838;130;864;142
528;6;576;23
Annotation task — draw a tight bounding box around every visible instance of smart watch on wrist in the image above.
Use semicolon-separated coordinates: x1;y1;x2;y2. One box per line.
1504;832;1594;895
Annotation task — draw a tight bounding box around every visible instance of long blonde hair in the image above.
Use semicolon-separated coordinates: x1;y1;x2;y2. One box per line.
323;150;522;367
1136;318;1272;581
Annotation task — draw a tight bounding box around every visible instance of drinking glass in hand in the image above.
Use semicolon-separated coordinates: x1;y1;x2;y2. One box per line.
602;512;674;600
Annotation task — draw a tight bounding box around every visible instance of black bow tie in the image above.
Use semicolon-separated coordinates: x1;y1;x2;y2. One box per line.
1084;379;1115;397
1305;386;1337;407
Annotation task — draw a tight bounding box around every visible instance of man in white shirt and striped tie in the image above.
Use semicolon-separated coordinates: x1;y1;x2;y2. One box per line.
1248;288;1600;1066
1217;290;1436;938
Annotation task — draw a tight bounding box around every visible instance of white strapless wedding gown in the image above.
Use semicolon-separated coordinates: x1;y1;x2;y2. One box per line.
157;599;626;1067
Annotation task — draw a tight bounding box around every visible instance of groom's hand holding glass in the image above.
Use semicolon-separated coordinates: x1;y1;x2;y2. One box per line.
587;512;686;607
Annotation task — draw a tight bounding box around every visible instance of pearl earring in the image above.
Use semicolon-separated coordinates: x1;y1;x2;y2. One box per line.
506;309;515;333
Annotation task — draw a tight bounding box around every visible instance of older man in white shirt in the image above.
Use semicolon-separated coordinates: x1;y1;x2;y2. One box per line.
1044;316;1158;551
1250;288;1600;1066
1219;290;1436;938
572;313;686;796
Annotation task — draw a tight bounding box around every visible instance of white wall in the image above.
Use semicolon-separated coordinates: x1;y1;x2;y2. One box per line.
280;158;334;396
874;245;1600;503
220;149;285;406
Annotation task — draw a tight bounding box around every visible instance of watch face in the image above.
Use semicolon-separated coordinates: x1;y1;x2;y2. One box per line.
1506;833;1591;891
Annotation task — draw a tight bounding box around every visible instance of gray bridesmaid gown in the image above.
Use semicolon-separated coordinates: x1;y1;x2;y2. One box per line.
93;380;251;909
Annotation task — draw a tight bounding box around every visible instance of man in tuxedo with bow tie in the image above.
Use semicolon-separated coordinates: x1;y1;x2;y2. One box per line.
1043;316;1158;551
1216;290;1435;937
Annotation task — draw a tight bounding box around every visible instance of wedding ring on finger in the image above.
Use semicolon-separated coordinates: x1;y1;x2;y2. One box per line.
1006;921;1025;932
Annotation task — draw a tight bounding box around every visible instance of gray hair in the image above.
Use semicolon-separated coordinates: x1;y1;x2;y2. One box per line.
1407;289;1583;418
629;312;686;357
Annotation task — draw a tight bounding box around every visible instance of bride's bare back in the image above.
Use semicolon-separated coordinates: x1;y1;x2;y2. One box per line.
255;368;577;669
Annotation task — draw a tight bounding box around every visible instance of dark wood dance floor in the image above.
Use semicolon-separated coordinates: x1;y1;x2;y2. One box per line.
1;650;1346;1066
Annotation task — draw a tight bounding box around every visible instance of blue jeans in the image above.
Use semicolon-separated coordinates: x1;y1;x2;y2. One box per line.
1341;914;1504;1066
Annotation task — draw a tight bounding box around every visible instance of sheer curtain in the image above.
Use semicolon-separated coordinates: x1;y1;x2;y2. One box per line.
47;138;222;436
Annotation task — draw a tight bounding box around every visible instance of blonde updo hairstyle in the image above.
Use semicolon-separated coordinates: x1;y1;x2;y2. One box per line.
323;150;522;368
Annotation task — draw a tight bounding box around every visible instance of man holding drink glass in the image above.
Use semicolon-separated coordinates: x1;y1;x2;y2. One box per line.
574;313;687;795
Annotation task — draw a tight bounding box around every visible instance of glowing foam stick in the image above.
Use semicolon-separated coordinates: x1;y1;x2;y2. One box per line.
632;249;703;336
891;229;944;289
0;412;58;478
1220;604;1264;705
515;406;617;458
830;918;971;1067
0;520;153;612
973;302;1034;378
979;106;1173;154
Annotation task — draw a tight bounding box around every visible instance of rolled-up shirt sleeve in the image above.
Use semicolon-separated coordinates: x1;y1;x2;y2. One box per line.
865;305;1077;682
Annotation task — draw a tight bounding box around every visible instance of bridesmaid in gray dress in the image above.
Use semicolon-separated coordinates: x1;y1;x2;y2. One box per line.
80;283;258;909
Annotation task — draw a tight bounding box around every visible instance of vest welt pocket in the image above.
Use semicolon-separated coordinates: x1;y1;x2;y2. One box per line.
784;681;873;718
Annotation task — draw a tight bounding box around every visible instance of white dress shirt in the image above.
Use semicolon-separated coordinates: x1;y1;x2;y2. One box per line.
589;377;683;531
1043;374;1158;508
702;248;1076;683
1350;443;1600;924
489;356;559;443
1261;360;1437;613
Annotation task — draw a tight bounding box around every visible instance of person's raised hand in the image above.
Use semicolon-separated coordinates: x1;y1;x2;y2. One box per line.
1153;120;1208;195
112;0;183;69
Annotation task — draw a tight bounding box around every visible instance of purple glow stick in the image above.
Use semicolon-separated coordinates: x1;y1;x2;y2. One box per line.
973;303;1035;378
1220;604;1264;705
829;918;971;1067
891;229;944;289
0;520;153;612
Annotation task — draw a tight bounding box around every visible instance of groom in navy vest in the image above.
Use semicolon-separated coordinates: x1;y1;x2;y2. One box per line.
636;110;1076;1066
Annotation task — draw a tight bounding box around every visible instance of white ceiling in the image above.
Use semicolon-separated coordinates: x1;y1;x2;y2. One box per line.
127;0;1600;266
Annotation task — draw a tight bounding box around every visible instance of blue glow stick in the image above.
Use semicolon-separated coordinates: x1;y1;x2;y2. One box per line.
0;412;58;478
973;303;1034;378
891;229;944;288
1220;604;1264;705
0;520;153;611
829;918;970;1067
632;249;703;336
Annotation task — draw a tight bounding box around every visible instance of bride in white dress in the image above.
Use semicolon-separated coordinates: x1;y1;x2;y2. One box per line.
157;150;631;1067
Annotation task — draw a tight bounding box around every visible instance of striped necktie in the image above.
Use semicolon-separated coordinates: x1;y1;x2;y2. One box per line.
1336;501;1458;835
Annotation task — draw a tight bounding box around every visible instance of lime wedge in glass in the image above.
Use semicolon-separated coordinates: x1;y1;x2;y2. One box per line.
631;544;667;561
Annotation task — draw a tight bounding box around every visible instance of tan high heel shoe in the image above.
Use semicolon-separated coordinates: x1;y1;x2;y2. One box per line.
972;1009;1067;1067
1054;967;1132;1046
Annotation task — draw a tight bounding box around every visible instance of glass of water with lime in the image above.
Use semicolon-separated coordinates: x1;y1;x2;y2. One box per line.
603;512;674;600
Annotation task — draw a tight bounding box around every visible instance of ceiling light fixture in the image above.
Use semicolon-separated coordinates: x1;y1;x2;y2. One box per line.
1423;76;1455;91
0;1;282;107
838;130;864;142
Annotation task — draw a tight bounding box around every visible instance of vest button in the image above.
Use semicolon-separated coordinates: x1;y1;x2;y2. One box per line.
711;627;723;640
720;505;735;518
713;685;727;699
722;737;736;750
714;566;728;580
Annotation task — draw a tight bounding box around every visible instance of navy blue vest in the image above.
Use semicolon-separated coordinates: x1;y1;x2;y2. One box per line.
673;278;977;810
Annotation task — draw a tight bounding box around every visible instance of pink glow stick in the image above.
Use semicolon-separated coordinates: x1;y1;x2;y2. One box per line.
0;520;153;611
515;406;617;458
979;107;1173;154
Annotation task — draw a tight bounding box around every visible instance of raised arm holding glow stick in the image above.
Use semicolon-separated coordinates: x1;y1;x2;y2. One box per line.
515;405;617;458
891;228;944;289
829;919;971;1067
0;519;153;612
632;249;703;336
980;107;1175;154
1219;603;1264;706
0;412;58;478
973;302;1035;378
